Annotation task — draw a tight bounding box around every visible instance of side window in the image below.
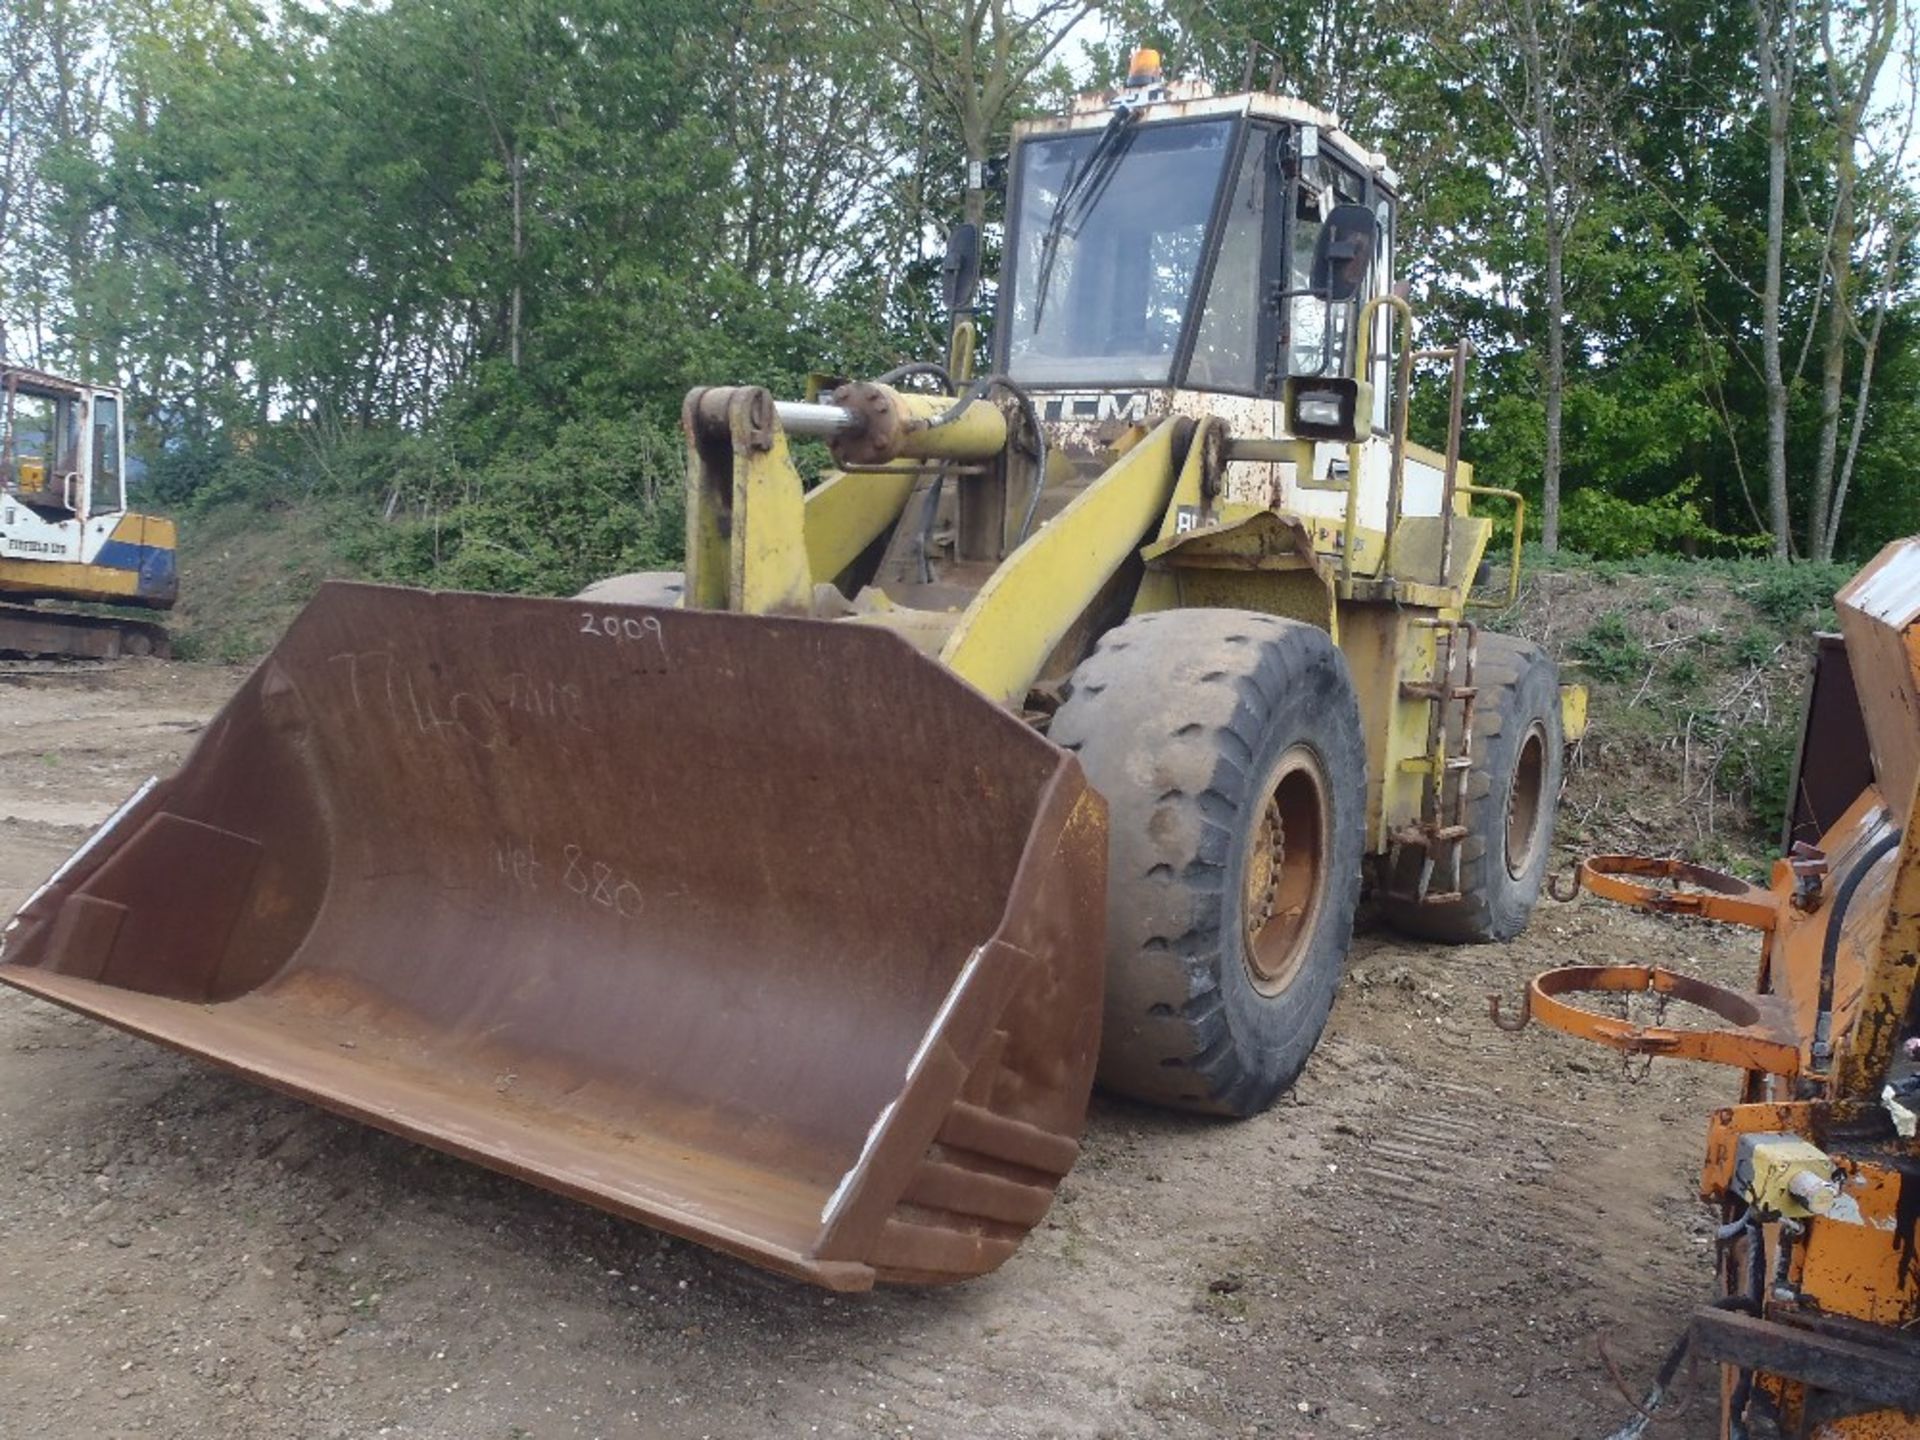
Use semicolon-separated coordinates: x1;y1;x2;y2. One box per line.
1187;134;1268;392
1285;156;1369;379
5;392;77;510
91;395;123;513
8;394;54;490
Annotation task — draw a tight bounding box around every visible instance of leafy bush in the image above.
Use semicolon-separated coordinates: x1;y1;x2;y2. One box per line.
1747;562;1853;629
349;417;686;596
1558;479;1759;560
1570;612;1647;683
1715;714;1799;841
1729;627;1780;668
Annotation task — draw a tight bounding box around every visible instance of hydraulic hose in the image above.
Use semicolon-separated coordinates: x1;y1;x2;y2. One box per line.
1723;1214;1770;1440
876;360;954;391
922;373;1050;545
1595;1293;1760;1440
1813;826;1901;1067
915;472;946;584
865;370;1048;555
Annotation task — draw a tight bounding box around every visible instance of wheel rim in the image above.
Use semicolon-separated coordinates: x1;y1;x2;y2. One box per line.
1505;722;1549;880
1242;745;1331;998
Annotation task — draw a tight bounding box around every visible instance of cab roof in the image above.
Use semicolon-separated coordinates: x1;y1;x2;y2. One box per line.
2;366;116;401
1013;79;1397;193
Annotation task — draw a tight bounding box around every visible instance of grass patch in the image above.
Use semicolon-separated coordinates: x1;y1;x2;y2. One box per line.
165;498;372;663
1569;613;1647;684
1747;562;1853;629
1529;552;1838;863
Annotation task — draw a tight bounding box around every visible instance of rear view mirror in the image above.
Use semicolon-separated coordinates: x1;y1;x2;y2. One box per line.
941;223;981;314
1309;203;1379;303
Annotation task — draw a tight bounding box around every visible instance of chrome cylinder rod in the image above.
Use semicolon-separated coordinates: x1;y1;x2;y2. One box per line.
773;400;860;437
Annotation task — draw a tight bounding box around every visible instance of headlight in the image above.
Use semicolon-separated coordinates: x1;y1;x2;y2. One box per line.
1296;395;1344;427
1282;376;1369;442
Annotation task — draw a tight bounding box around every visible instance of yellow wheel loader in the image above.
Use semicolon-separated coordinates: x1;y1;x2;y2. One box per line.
1;366;177;658
0;57;1580;1290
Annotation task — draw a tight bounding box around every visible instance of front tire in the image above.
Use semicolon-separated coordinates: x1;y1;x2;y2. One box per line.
1050;610;1367;1117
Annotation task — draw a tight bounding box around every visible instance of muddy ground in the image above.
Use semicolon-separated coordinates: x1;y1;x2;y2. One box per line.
0;659;1750;1439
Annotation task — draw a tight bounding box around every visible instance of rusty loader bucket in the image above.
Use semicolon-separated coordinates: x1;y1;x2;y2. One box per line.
0;583;1106;1289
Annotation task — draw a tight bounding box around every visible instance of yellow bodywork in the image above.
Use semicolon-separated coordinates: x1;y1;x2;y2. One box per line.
1559;683;1589;744
803;465;918;584
939;420;1186;705
682;370;1511;855
0;513;177;606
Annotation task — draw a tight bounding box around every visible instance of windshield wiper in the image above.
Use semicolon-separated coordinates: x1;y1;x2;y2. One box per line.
1030;110;1141;331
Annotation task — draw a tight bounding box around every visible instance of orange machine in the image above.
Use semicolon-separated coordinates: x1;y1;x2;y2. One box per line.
1500;537;1920;1438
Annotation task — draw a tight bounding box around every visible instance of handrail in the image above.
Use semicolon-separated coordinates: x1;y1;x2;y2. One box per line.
947;317;978;385
1346;293;1416;592
1414;342;1471;587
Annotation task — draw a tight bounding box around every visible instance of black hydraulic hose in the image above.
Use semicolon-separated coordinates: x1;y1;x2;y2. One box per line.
928;374;995;429
1724;1205;1768;1440
876;360;954;391
915;472;946;584
1814;826;1901;1067
1002;381;1051;545
1713;1205;1754;1243
912;373;1050;546
1595;1294;1759;1439
1743;1213;1766;1305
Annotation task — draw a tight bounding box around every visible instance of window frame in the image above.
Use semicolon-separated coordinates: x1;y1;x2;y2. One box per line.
994;114;1250;393
1277;139;1377;388
90;390;124;516
1174;120;1284;399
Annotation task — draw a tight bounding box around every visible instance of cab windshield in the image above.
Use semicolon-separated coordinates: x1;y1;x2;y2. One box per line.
1004;119;1234;386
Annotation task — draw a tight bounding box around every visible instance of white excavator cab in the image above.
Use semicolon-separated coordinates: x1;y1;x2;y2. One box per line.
2;367;126;520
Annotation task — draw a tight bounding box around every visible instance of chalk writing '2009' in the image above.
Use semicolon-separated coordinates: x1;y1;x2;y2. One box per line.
577;611;670;673
575;611;670;672
580;611;662;642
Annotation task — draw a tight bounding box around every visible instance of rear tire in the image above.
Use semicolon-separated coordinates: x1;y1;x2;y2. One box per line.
1050;610;1367;1116
1382;633;1561;943
575;570;684;606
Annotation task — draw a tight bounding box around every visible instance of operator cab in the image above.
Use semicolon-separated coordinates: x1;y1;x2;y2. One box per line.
1;368;125;520
997;59;1399;428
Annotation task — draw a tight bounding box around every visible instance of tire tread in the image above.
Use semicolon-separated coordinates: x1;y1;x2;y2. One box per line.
1051;609;1366;1115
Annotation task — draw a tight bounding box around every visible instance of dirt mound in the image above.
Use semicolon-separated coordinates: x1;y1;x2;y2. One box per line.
1501;558;1847;874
